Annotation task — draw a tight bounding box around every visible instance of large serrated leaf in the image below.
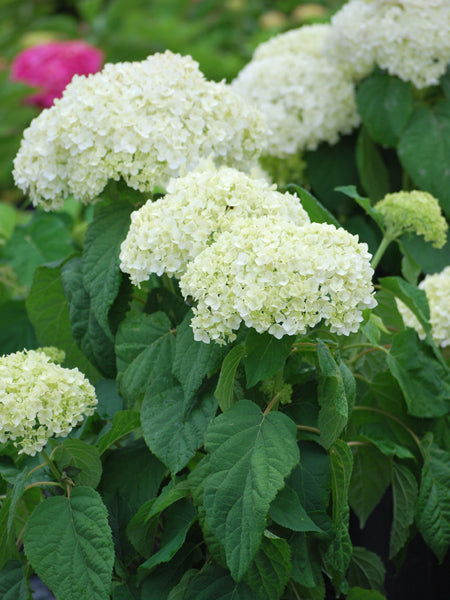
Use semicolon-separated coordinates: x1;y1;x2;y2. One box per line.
243;536;291;600
415;446;450;562
244;330;294;388
290;533;323;589
23;487;114;600
389;462;417;559
347;546;385;594
173;310;225;400
82;201;133;337
0;561;29;600
141;386;217;474
202;400;299;580
269;484;322;533
398;100;450;217
26;264;99;381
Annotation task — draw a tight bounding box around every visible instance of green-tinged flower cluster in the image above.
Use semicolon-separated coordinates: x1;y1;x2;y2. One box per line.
375;190;448;248
179;218;376;344
326;0;450;88
13;50;266;210
119;164;309;284
396;266;450;348
0;349;97;455
231;24;360;156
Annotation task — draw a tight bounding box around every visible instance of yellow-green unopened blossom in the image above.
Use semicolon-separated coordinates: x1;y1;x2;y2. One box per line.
0;349;97;455
396;266;450;348
180;218;376;344
375;191;448;248
120;164;309;284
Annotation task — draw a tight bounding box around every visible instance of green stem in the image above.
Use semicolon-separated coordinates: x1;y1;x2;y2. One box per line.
371;233;395;270
41;448;62;482
297;424;321;435
25;481;64;492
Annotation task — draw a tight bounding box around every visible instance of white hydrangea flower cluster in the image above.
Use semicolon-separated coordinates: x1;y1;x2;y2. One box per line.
326;0;450;88
0;349;97;455
231;24;360;155
396;266;450;348
179;218;377;344
13;51;267;210
119;165;310;284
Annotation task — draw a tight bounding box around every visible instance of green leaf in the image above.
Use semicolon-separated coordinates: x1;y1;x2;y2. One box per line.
141;386;217;474
0;561;29;600
398;100;450;217
115;312;176;405
2;212;73;286
97;410;141;455
215;343;246;412
317;341;355;449
356;73;413;147
26;264;99;381
61;257;116;378
53;439;102;488
290;533;323;588
0;493;19;568
336;185;384;229
243;536;291;600
347;546;385;594
379;276;431;336
269;484;322;533
23;487;114;600
349;446;391;529
7;468;28;536
202;400;299;580
415;445;450;562
400;235;450;277
173;310;225;400
0;203;16;242
390;462;418;559
95;379;124;420
140;499;197;572
356;127;390;201
387;329;450;418
183;565;253;600
244;330;294;388
347;587;387;600
82;200;133;337
0;300;37;355
286;184;340;227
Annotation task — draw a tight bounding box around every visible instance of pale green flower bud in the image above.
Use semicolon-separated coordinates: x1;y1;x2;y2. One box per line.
375;190;448;248
0;349;97;455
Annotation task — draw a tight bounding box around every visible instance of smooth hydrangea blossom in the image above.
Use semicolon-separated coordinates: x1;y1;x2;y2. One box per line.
0;348;97;455
375;190;448;248
180;218;376;344
11;40;103;108
396;266;450;347
120;165;309;284
13;50;267;210
231;24;360;155
326;0;450;88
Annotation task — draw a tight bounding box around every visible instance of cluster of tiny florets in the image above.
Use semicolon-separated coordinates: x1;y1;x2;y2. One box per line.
0;349;97;455
326;0;450;88
396;266;450;347
231;24;360;156
13;51;267;210
179;218;376;344
119;165;309;284
375;190;448;248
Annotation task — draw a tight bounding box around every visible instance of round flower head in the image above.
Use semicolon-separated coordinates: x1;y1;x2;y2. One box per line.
231;24;360;155
13;50;267;210
179;218;376;344
396;266;450;347
120;164;310;285
375;190;448;248
326;0;450;88
11;40;103;109
0;348;97;455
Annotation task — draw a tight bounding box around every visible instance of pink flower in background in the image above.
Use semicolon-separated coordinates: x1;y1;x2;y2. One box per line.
11;40;103;108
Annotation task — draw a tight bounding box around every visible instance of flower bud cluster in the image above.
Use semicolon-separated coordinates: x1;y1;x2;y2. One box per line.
396;266;450;348
231;24;360;156
13;51;266;210
0;349;97;455
119;165;310;284
375;190;448;248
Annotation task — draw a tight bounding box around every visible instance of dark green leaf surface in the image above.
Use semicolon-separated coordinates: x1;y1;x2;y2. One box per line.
142;386;217;474
0;300;36;354
269;484;322;533
390;462;418;558
244;330;294;388
202;400;299;580
347;546;385;593
356;127;390;201
23;487;114;600
53;439;102;488
0;561;29;600
347;587;387;600
286;184;340;227
243;536;291;600
97;410;141;455
379;276;430;335
183;565;253;600
290;533;323;588
215;343;246;412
